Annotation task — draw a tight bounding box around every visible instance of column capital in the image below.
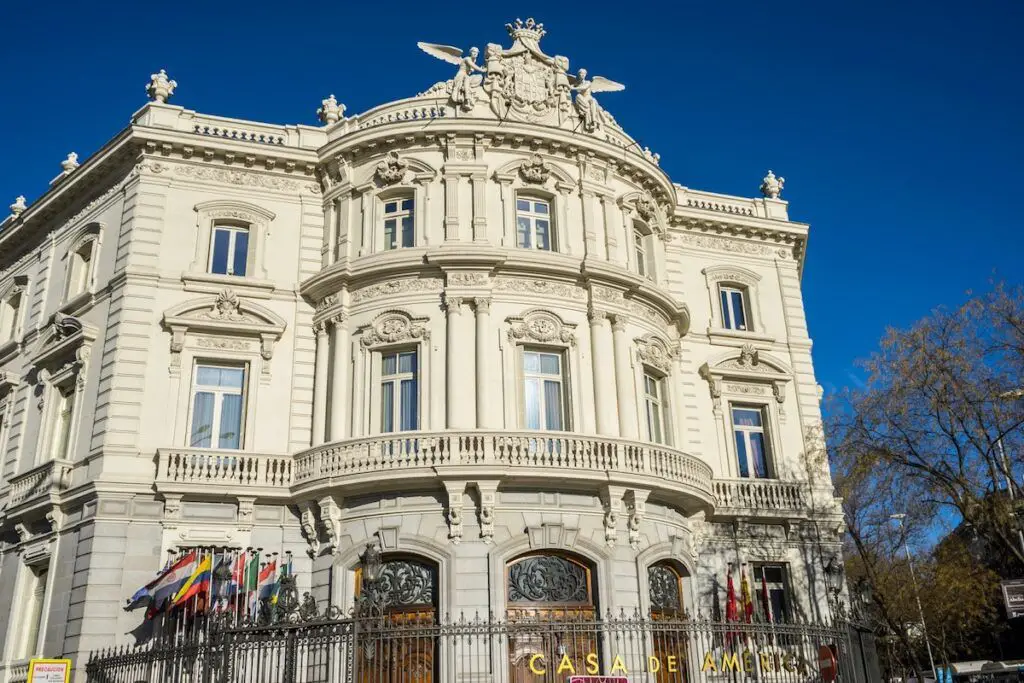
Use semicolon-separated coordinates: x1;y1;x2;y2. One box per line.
474;297;491;313
313;320;329;337
588;306;611;323
445;295;466;314
611;314;629;332
328;312;348;327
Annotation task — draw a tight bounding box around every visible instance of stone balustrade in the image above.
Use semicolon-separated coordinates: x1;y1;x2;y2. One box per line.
6;661;28;683
7;459;73;510
293;430;715;506
155;449;294;500
712;478;810;517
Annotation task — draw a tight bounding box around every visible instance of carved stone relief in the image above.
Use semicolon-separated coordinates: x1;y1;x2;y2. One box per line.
361;312;431;347
507;310;576;346
375;151;409;185
493;277;585;300
350;278;444;304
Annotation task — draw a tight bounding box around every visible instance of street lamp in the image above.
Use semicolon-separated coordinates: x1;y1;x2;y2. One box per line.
355;540;386;620
890;513;938;682
824;555;846;619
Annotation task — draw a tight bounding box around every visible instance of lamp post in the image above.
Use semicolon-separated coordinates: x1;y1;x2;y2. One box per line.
354;540;386;620
890;513;937;682
824;556;846;620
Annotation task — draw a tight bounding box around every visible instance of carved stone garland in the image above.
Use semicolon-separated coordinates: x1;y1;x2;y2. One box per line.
507;310;576;346
519;154;551;184
361;312;431;347
375;151;408;186
635;335;676;374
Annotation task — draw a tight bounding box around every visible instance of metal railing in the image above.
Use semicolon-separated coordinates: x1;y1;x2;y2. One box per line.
86;609;855;683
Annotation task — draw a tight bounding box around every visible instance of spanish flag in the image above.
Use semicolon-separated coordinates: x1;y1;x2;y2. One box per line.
172;554;213;608
740;564;754;623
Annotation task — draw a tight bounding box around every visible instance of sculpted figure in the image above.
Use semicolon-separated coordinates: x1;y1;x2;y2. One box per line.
571;68;625;132
418;42;487;111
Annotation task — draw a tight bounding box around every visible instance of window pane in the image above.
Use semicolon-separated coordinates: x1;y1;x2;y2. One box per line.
198;366;244;389
539;353;560;375
385;201;398;213
750;432;769;478
382;353;397;376
232;230;249;276
533;201;549;214
384;219;397;250
732;408;762;427
543;380;563;430
721;289;732;328
400;378;417;431
401;199;414;211
735;432;749;478
516;216;532;248
381;381;394;433
190;392;215;448
211;229;230;274
524;378;541;429
637;251;646;276
731;290;747;329
651;403;663;443
536;220;550;250
398;351;417;374
516;199;530;212
523;352;540;373
219;394;243;449
401;216;414;247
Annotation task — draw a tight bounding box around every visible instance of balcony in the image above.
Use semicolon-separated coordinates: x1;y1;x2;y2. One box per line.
5;459;73;512
155;448;293;501
292;430;715;509
712;478;810;519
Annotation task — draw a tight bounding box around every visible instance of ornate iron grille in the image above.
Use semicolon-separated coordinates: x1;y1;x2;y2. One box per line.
507;554;590;603
649;563;683;612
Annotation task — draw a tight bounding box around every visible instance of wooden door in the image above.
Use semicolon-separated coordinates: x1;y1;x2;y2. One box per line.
648;562;689;683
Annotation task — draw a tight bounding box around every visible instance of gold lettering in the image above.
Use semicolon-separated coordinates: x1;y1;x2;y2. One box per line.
760;652;775;672
529;654;546;675
742;651;754;672
611;655;628;674
783;653;797;672
556;655;576;675
722;652;741;672
668;655;678;673
648;656;661;673
701;652;718;673
586;653;599;675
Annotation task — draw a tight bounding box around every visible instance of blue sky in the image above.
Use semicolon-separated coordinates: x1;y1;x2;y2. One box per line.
1;0;1021;397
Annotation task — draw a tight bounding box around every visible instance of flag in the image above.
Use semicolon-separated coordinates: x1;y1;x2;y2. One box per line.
147;551;198;619
125;556;171;611
257;560;278;601
172;554;213;608
740;565;754;623
244;551;261;616
725;564;737;623
761;573;773;623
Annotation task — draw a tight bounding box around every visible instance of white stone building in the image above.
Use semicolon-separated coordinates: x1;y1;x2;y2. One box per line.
0;18;844;681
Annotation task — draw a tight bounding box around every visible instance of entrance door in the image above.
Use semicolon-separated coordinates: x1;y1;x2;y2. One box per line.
648;561;689;683
356;556;437;683
506;552;599;682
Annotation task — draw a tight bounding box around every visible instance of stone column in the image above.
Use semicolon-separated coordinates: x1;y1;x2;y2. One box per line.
446;297;474;428
475;298;495;428
612;315;639;439
589;309;618;436
443;173;460;241
329;314;349;442
311;321;330;446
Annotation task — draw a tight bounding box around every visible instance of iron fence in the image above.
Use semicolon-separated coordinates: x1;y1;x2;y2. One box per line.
86;610;856;683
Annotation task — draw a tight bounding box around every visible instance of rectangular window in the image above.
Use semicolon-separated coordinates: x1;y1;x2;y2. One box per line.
209;225;250;276
522;349;566;430
188;364;246;449
49;384;75;461
643;372;666;444
634;229;648;278
752;564;790;623
732;405;771;478
382;198;415;250
66;242;94;299
720;286;748;331
515;197;553;251
1;292;21;342
381;350;418;432
17;564;48;658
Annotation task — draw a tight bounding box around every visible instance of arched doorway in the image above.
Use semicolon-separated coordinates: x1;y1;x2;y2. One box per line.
505;552;599;682
355;555;437;682
648;561;690;683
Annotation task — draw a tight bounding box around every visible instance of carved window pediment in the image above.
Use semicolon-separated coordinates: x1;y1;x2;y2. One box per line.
30;313;97;371
635;334;676;374
360;310;431;347
699;345;791;409
162;289;288;365
506;309;576;346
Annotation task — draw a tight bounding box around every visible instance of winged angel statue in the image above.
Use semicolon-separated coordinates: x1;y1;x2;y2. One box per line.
417;20;624;132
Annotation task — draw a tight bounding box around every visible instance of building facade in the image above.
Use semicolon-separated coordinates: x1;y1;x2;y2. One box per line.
0;18;845;682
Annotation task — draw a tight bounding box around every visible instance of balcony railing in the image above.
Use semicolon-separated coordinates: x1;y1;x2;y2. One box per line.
155;449;294;500
293;430;715;504
7;459;73;509
712;478;809;516
6;661;28;683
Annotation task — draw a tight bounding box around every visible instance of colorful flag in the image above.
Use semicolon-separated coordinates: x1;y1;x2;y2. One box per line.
725;564;737;623
257;560;278;601
172;554;213;608
740;565;754;623
761;573;773;623
147;551;198;619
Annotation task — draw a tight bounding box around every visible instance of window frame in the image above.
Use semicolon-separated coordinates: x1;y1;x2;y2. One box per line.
719;284;750;331
207;223;251;277
729;403;773;479
519;346;569;431
702;266;767;338
642;368;668;445
379;347;420;433
186;361;249;450
0;289;23;344
633;222;655;280
13;562;50;659
751;562;792;623
188;201;274;287
380;195;416;251
514;194;555;252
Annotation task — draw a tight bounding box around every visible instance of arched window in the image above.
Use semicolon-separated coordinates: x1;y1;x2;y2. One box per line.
506;552;599;680
648;561;690;683
648;561;687;617
355;555;438;682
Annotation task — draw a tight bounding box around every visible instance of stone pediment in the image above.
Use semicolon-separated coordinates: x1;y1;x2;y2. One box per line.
700;344;791;381
30;313;98;369
162;289;287;364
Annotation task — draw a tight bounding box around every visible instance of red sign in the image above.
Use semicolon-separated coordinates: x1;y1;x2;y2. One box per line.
569;678;629;683
818;645;838;683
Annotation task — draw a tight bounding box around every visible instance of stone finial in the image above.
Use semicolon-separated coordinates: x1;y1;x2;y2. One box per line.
9;196;26;217
146;69;177;103
316;94;346;125
760;170;785;199
61;153;80;174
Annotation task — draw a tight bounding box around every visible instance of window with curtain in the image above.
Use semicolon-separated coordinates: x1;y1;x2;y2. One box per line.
188;364;246;449
382;197;415;250
731;405;771;478
209;224;250;276
381;349;418;433
49;383;76;461
643;371;667;444
719;285;749;331
522;349;566;430
66;239;95;299
752;563;790;623
17;564;49;659
0;291;21;342
515;196;553;251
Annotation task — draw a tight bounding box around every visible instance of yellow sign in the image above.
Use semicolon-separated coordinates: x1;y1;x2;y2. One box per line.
699;649;812;675
27;659;71;683
525;653;684;676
